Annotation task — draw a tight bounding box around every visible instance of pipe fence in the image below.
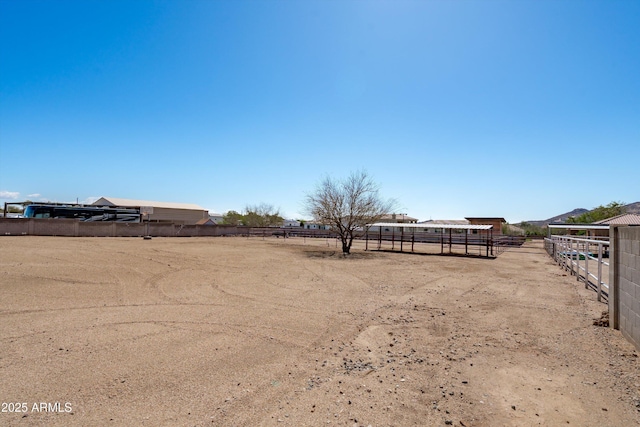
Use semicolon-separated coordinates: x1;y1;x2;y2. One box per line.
493;236;527;255
545;235;610;301
364;229;496;257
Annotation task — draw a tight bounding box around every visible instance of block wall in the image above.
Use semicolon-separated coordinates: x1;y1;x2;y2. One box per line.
611;226;640;351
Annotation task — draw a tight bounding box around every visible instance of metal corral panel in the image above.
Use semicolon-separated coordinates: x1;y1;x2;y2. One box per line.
369;222;493;230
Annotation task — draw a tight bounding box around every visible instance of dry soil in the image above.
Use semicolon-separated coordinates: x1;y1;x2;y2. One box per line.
0;236;639;426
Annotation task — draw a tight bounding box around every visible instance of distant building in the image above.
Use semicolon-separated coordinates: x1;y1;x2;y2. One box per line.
93;197;208;225
367;214;416;233
379;213;418;223
208;213;224;224
303;213;418;232
0;212;23;218
465;217;506;235
303;222;331;230
195;218;217;225
419;219;470;226
283;219;301;228
413;219;472;234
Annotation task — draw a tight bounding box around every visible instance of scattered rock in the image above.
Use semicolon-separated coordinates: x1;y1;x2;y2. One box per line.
593;311;609;327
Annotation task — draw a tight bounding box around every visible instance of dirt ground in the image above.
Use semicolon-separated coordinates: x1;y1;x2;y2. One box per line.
1;236;639;427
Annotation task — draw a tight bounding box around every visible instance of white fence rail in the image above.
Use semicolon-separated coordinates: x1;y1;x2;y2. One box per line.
544;235;610;302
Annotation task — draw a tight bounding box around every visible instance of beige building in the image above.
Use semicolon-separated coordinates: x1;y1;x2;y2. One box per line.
379;213;418;223
93;197;209;225
465;217;506;235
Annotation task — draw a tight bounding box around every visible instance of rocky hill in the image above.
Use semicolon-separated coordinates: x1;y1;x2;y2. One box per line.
624;201;640;214
524;208;588;227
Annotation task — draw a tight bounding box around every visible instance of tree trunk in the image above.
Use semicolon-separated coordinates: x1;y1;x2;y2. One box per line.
341;238;350;254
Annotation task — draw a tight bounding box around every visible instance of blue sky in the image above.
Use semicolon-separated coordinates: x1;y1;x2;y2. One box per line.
1;0;638;223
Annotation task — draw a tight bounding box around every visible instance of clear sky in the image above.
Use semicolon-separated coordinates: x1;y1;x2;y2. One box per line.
1;0;638;223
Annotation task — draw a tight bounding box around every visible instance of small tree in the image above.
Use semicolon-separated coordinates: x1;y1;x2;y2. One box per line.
501;222;511;235
566;201;626;224
304;170;396;254
222;205;284;227
244;203;284;227
517;221;547;237
222;210;244;225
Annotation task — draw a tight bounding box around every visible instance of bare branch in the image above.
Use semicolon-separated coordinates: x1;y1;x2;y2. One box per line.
304;171;397;254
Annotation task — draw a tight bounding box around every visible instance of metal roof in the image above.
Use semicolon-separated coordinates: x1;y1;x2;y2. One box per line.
379;214;419;222
465;217;507;222
93;197;207;211
548;223;609;230
594;213;640;225
370;222;493;230
548;214;640;229
420;219;470;225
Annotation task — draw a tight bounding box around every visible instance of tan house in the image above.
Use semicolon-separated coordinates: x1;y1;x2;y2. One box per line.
93;197;209;225
379;213;418;223
465;217;506;235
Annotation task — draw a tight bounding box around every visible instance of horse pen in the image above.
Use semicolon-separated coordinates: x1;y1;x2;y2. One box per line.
364;222;525;257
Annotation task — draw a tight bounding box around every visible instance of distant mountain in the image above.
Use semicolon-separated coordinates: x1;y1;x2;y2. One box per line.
524;208;589;227
624;201;640;214
523;201;639;227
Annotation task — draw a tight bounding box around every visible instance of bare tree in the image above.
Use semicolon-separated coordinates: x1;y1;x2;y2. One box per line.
304;171;396;254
